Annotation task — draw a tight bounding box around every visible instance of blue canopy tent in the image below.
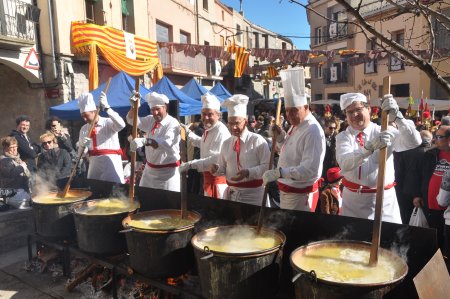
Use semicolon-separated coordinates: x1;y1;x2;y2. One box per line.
149;76;202;116
49;71;151;120
210;82;232;100
180;78;208;101
50;73;201;120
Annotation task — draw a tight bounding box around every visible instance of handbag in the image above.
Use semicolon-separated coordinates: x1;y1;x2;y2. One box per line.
409;207;429;228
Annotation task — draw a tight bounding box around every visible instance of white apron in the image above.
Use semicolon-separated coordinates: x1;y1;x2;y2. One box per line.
88;154;124;184
225;186;265;206
139;165;180;192
342;187;402;224
280;190;319;211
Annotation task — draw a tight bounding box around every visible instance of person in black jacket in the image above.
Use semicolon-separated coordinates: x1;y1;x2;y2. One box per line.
37;132;71;190
9;115;40;173
394;130;432;223
45;116;76;159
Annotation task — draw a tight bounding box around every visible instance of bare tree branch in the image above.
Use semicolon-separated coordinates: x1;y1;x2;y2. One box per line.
334;0;450;95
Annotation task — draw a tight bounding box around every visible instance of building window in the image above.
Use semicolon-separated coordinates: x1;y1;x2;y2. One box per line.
434;8;450;49
222;10;224;21
203;0;208;11
220;35;225;47
390;31;404;71
253;32;259;48
316;64;323;79
180;31;190;44
263;34;269;49
236;24;241;42
122;0;135;33
391;84;410;97
314;27;322;45
156;21;172;42
85;0;103;25
315;94;323;101
324;62;348;83
282;42;286;50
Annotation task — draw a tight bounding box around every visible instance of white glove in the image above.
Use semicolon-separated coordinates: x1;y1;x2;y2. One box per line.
381;94;403;120
99;91;110;111
364;131;394;152
130;138;146;152
81;137;92;148
263;168;281;186
129;90;141;107
180;123;192;135
179;162;191;173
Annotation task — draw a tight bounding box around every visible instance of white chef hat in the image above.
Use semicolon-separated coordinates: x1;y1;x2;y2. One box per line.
340;93;367;110
146;92;169;108
78;93;96;113
280;67;307;108
201;93;221;111
222;94;249;118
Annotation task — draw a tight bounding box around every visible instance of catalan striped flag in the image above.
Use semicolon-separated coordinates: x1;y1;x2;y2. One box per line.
227;44;250;78
267;66;278;79
71;21;161;89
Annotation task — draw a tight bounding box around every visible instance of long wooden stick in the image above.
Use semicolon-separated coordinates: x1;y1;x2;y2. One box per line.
128;77;140;202
180;123;188;219
57;78;112;198
257;97;282;233
369;76;391;266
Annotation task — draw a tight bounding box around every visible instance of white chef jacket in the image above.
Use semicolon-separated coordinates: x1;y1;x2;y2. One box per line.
79;109;125;184
188;121;231;172
188;121;231;198
215;128;270;205
275;113;325;211
127;113;181;192
336;119;421;224
277;112;325;188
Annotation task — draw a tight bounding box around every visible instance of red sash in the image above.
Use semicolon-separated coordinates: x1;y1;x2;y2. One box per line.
342;178;396;193
277;180;320;194
226;179;263;188
146;161;181;169
203;172;226;198
89;149;122;156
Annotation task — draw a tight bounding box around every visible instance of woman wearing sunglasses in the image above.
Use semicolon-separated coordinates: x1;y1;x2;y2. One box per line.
37;132;72;190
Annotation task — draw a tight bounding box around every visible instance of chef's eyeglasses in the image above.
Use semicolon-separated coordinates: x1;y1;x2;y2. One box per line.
328;126;336;130
346;107;366;116
42;141;53;145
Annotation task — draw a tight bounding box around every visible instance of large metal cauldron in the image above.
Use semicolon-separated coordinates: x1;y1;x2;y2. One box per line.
32;190;92;240
122;209;201;278
73;198;140;255
290;240;408;299
191;225;286;299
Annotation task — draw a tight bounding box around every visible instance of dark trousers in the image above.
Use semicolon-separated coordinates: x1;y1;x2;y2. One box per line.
428;209;446;255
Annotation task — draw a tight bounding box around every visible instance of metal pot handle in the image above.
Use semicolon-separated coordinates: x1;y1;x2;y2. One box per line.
292;270;317;283
292;273;303;283
201;246;214;260
119;224;133;233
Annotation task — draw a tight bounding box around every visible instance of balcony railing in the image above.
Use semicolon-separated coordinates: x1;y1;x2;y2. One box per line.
158;47;207;76
0;0;39;44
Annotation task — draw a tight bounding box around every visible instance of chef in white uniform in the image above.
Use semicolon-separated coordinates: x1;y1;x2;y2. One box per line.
128;92;181;192
78;92;125;196
262;67;325;211
209;94;270;206
335;93;421;224
179;93;231;199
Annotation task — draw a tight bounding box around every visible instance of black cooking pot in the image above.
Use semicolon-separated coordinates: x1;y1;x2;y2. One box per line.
32;190;92;240
73;198;140;256
290;240;408;299
191;225;286;299
122;209;201;278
